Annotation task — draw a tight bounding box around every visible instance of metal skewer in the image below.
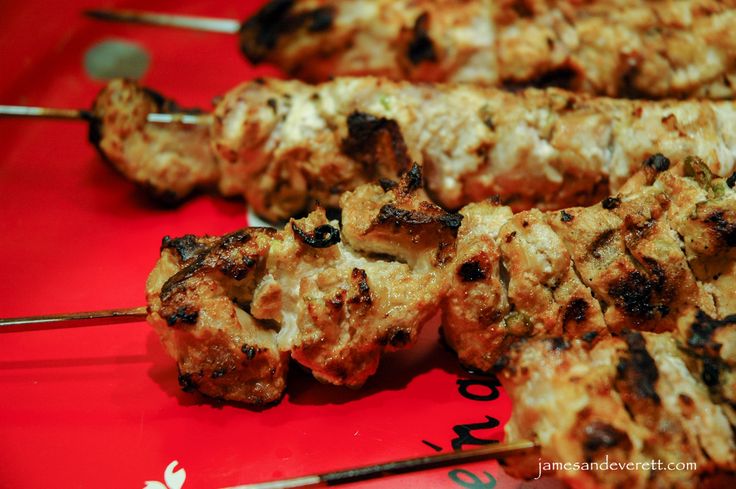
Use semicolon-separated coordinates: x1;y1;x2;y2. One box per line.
0;306;147;333
223;440;538;489
0;105;212;125
85;8;241;34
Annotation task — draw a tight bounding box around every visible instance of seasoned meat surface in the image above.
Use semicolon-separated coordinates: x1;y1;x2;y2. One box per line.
213;77;736;221
91;79;219;202
240;0;736;99
145;158;736;486
146;166;454;402
500;331;736;488
94;77;736;221
444;157;735;372
146;158;735;405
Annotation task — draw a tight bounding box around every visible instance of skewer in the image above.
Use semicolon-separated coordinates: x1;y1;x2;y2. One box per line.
228;440;540;489
0;306;147;333
0;105;212;125
0;308;537;486
85;9;241;34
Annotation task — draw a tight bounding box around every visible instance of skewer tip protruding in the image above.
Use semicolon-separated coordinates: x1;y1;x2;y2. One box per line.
84;8;241;34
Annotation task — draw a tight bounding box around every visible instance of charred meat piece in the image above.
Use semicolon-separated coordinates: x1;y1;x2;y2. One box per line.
146;168;453;401
95;77;736;222
146;158;736;405
240;0;736;99
442;160;735;371
90;79;219;203
500;331;736;488
211;77;736;220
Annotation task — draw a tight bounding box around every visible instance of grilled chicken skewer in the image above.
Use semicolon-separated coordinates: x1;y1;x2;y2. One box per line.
5;156;734;402
3;157;734;487
500;328;736;488
11;76;736;221
87;1;736;100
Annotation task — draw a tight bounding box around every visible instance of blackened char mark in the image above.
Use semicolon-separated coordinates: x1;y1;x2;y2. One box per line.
349;268;372;306
562;298;589;327
706;210;736;247
644;153;670;172
161;234;208;262
241;344;259;360
510;0;534;17
503;65;580;91
379;178;398;192
458;260;487;282
588;229;616;259
239;0;335;63
166;306;199;326
379;327;412;347
581;331;599;343
178;370;198;392
342;111;411;177
376;205;463;234
160;228;274;300
686;310;736;388
549;337;570;351
216;230;258;280
688;310;736;351
291;222;341;248
727;172;736;188
560;210;574;222
601;197;621;210
617;331;660;403
402;163;423;193
407;13;437;65
608;270;669;321
583;422;630;453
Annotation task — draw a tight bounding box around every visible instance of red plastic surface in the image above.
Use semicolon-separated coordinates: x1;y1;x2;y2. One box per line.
0;2;538;488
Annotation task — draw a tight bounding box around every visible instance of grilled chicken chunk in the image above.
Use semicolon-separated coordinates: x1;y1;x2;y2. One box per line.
94;77;736;222
90;79;218;202
240;0;736;99
500;330;736;488
444;155;735;372
145;164;455;403
145;157;735;405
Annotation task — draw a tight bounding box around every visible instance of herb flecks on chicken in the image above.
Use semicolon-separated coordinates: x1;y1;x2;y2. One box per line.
94;77;736;221
145;164;455;403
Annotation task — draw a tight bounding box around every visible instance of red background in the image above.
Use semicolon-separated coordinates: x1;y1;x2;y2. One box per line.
0;2;552;487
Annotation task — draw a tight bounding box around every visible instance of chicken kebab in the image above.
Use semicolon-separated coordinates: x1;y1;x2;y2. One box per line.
145;156;736;486
94;0;736;99
92;76;736;222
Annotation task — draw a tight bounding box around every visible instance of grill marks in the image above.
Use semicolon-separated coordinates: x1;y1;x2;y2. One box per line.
616;331;661;404
291;222;341;248
159;229;275;327
406;13;437;65
239;0;335;63
685;311;736;398
342;111;411;178
161;234;208;262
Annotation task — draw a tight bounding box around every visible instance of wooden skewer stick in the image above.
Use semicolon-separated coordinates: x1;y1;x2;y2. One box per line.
223;440;539;489
0;306;147;333
85;8;241;34
0;105;212;125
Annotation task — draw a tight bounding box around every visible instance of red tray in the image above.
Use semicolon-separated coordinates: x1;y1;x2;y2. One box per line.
0;2;551;488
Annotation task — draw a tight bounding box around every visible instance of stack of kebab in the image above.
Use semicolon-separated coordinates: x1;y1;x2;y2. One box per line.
91;76;736;221
145;158;736;486
11;1;736;486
